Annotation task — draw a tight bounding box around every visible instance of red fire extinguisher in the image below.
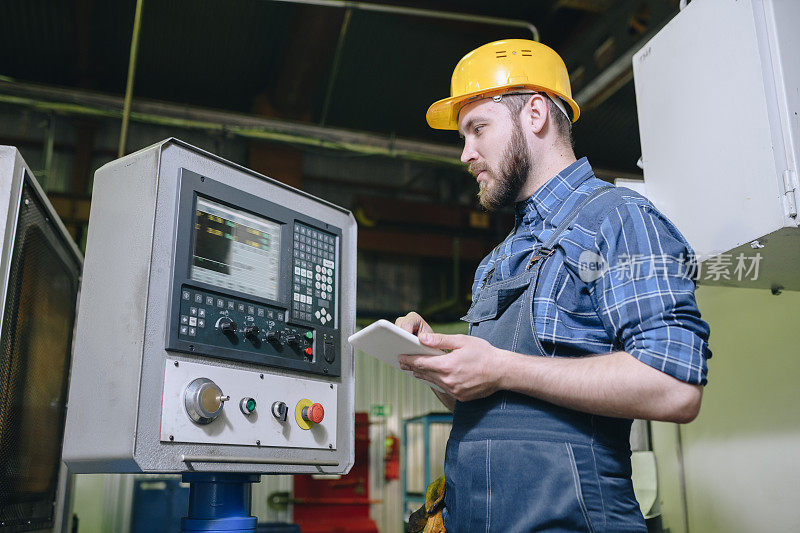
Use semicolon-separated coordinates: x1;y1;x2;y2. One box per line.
384;434;400;481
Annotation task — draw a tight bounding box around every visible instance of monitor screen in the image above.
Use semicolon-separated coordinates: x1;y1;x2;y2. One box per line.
190;197;281;301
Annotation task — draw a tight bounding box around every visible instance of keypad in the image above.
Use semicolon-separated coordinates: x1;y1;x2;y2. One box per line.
177;287;286;342
292;223;336;325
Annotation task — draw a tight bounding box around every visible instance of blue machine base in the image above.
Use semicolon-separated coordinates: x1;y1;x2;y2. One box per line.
180;473;260;533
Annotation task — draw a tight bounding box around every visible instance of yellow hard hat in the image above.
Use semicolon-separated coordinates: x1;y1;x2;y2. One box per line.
426;39;580;130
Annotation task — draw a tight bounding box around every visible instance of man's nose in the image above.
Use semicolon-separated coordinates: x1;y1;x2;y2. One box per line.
460;141;478;164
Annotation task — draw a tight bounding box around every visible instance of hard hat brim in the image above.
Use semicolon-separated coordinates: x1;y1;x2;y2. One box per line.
426;86;581;130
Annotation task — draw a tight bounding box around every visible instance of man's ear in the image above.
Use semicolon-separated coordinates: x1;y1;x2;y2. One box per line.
528;94;548;135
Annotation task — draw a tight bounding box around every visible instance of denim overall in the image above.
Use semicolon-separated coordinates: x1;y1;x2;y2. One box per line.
442;187;647;533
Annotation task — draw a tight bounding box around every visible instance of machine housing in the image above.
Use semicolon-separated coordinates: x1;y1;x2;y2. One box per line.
63;139;356;474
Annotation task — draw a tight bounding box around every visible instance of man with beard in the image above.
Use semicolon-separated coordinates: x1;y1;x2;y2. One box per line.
396;39;711;532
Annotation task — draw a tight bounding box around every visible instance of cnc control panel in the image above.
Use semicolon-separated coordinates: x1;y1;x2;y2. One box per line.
166;169;342;377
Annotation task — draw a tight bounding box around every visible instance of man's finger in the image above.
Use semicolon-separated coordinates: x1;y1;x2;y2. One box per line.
418;333;467;351
398;353;444;373
394;315;414;333
395;312;429;335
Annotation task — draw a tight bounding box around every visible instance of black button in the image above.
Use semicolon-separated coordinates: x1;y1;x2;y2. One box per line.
323;341;335;363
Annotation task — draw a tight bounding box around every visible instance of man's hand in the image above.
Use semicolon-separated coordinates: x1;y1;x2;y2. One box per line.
398;333;505;402
395;313;458;410
394;312;434;337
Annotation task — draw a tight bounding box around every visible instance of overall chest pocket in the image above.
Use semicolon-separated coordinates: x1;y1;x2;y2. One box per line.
461;275;532;324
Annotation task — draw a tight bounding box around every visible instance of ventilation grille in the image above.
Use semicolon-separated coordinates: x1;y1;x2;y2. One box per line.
496;49;534;58
0;179;80;531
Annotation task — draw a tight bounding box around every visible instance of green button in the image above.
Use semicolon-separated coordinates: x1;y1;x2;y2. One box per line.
305;331;314;340
246;399;256;412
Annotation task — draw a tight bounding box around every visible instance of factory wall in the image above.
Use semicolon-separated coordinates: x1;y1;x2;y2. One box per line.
651;285;800;532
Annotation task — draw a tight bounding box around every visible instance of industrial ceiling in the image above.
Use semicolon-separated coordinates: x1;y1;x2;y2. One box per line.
0;0;680;175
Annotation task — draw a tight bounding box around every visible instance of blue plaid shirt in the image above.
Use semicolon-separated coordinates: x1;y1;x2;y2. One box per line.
470;157;711;385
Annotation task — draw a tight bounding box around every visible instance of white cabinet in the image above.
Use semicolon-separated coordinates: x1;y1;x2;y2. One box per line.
633;0;800;291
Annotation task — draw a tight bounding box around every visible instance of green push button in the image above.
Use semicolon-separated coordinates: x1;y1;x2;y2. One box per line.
240;397;257;415
305;331;314;340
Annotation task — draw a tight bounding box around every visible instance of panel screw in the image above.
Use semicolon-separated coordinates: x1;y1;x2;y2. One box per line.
189;345;194;351
169;435;174;441
201;176;205;182
174;361;179;367
328;444;333;449
256;440;261;446
771;285;783;296
323;368;328;374
330;384;333;389
260;374;264;379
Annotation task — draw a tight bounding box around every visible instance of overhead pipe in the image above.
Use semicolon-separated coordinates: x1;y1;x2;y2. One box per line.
267;0;539;41
320;8;353;125
118;0;145;157
0;79;463;166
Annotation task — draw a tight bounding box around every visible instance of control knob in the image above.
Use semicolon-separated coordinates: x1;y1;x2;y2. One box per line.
285;334;300;347
218;317;237;335
271;401;288;422
266;331;281;344
244;325;260;339
184;378;229;424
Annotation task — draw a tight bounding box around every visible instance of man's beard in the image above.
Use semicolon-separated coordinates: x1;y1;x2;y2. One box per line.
475;124;531;212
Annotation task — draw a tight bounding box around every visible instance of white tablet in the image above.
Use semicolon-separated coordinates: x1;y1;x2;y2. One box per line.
347;319;446;390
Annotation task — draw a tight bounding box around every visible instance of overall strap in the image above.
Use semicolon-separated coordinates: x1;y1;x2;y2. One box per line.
526;185;615;270
478;227;517;289
526;185;615;356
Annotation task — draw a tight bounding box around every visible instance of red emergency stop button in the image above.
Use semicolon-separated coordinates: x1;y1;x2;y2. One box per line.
302;403;324;424
304;347;313;356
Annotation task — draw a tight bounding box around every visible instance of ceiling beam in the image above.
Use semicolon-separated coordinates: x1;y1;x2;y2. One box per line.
0;79;464;166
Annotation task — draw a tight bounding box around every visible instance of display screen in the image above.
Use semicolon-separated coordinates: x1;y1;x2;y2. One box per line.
190;197;281;301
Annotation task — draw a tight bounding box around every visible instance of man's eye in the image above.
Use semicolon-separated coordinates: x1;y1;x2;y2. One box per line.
474;125;484;134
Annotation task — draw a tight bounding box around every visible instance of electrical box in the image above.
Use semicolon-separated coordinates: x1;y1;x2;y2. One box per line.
633;0;800;290
63;139;356;474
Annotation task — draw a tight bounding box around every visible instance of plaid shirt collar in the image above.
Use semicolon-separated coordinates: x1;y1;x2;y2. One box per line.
514;157;594;229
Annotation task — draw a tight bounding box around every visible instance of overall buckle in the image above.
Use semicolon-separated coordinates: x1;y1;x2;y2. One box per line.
526;247;554;270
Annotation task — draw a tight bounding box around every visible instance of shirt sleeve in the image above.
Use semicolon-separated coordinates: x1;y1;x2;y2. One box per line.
590;201;711;385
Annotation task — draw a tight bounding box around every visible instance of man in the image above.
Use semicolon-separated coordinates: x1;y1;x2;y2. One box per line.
396;39;711;532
